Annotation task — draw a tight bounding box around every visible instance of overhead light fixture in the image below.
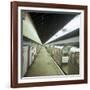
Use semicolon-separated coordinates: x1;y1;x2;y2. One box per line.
62;29;67;32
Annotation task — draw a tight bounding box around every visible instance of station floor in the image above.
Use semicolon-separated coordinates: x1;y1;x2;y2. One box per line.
25;47;64;77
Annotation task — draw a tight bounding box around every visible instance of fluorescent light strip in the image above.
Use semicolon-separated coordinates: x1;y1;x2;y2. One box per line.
45;15;80;44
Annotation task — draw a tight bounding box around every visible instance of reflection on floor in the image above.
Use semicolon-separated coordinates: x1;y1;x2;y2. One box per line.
25;47;64;77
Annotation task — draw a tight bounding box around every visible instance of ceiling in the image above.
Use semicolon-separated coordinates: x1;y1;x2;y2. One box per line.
30;12;79;44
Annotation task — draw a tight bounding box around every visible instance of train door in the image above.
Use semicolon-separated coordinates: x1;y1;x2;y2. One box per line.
29;46;32;66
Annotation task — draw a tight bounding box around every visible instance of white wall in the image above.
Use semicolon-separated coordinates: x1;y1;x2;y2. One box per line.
23;13;42;44
0;0;89;90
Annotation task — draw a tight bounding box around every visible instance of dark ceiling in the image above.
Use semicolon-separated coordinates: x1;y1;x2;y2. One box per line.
30;12;79;44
